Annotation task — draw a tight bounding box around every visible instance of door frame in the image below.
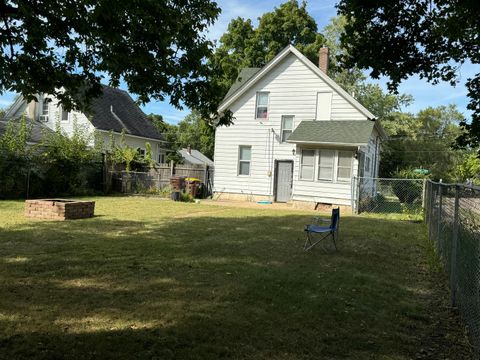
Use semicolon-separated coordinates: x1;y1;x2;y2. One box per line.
273;160;294;202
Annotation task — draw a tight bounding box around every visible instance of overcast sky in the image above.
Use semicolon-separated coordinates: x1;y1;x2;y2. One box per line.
0;0;475;124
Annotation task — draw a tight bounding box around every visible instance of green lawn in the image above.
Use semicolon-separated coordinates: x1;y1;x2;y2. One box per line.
0;197;472;359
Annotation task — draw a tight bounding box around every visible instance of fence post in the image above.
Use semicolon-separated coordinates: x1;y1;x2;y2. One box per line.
170;160;174;177
422;178;426;210
437;184;443;243
450;185;460;307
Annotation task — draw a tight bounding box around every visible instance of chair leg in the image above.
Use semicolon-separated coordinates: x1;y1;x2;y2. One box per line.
332;231;337;251
304;232;312;251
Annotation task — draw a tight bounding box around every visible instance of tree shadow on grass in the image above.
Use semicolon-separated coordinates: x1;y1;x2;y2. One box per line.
0;214;472;359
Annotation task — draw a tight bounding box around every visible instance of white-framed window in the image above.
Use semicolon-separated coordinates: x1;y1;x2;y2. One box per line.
238;145;251;175
158;153;166;164
365;156;371;173
61;107;69;122
337;151;353;182
281;115;294;142
300;149;315;180
255;92;269;119
318;149;335;181
40;98;50;122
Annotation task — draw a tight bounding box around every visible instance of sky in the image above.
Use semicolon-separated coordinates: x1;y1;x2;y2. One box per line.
0;0;476;124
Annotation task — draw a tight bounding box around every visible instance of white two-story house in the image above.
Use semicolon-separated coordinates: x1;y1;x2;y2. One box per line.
2;85;167;163
214;45;385;210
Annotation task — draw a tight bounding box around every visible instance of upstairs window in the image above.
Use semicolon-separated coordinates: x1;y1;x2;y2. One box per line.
40;98;50;122
255;92;269;119
238;146;251;175
300;149;315;180
281;116;294;142
61;107;69;122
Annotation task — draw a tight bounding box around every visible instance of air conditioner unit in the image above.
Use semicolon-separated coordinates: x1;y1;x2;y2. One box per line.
39;115;49;122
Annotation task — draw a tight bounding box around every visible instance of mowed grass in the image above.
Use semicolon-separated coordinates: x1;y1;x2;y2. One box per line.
0;197;472;359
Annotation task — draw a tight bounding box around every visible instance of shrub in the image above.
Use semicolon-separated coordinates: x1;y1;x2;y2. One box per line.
392;168;425;204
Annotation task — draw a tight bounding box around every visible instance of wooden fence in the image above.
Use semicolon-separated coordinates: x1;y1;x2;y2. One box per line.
110;162;214;196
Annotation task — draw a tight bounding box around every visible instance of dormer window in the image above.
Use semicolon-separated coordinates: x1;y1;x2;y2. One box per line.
255;92;269;119
40;98;50;122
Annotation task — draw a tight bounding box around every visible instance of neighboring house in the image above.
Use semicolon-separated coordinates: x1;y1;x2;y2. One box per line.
214;45;386;210
178;146;214;167
3;86;167;162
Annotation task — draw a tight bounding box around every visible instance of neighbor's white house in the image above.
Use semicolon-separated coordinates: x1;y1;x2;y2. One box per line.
2;86;167;162
214;45;386;210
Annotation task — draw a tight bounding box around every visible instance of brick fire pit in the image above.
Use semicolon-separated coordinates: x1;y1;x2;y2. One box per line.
25;199;95;220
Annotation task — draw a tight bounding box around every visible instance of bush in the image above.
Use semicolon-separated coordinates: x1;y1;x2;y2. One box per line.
392;168;425;204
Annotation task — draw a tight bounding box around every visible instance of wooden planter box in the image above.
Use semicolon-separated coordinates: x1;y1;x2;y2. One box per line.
25;199;95;221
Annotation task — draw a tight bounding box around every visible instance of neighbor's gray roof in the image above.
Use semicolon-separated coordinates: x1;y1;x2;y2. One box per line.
223;68;261;101
287;120;375;145
87;86;164;141
0;120;53;144
179;148;214;167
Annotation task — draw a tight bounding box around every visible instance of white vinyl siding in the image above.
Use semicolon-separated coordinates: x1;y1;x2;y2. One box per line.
300;149;315;180
255;92;269;119
281;115;294;142
238;146;251;175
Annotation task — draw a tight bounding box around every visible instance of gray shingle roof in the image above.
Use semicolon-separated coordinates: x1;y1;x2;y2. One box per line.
179;148;214;166
223;68;260;101
0;120;53;144
287;120;375;145
87;86;163;140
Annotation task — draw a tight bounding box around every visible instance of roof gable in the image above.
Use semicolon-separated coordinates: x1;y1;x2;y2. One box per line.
218;45;376;120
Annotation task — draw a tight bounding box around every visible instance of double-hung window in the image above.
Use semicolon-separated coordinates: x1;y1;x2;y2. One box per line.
281;116;294;142
238;146;251;175
365;156;371;173
40;99;50;122
255;92;269;119
61;107;69;122
300;150;315;180
337;151;352;182
318;150;335;181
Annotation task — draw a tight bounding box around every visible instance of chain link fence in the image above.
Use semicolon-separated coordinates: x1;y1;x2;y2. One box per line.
352;177;425;218
425;181;480;355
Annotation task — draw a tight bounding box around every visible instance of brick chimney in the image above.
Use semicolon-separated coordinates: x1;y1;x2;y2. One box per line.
187;145;192;154
319;46;329;74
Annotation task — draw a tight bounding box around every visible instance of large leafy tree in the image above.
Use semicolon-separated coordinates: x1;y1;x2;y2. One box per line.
0;0;220;118
337;0;479;147
380;105;465;180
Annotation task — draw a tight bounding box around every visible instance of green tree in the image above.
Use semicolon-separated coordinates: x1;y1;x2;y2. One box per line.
0;117;34;198
176;111;215;160
380;105;465;181
337;0;480;148
455;154;480;184
0;0;220;119
41;120;103;195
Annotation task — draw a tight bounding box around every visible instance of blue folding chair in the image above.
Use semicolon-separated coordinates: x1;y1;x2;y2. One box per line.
304;208;339;251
